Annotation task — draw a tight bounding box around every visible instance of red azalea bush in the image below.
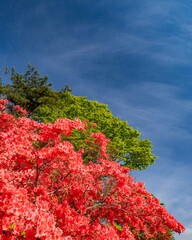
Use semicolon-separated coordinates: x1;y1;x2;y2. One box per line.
0;99;185;239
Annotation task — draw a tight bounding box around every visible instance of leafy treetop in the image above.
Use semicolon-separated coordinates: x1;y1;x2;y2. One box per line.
0;65;52;115
34;90;156;169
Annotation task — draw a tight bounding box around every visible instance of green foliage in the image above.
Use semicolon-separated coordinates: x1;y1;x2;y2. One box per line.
1;66;156;170
34;91;156;170
0;65;53;115
61;128;101;165
113;221;123;231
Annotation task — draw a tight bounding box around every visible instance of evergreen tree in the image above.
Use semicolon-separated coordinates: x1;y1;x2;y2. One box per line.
0;65;52;116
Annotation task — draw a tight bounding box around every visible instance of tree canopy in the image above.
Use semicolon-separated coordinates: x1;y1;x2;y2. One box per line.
0;66;156;170
0;99;184;239
0;65;52;115
34;91;156;170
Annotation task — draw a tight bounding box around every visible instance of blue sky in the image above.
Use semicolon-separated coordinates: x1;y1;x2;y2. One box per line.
1;0;192;239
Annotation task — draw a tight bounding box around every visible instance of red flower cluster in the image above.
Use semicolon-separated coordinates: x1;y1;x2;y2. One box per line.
0;100;185;239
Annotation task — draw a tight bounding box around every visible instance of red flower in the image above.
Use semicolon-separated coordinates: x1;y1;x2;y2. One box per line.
0;103;185;239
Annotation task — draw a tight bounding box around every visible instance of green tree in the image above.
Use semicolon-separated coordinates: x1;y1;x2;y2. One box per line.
1;66;156;170
34;90;156;169
0;65;53;116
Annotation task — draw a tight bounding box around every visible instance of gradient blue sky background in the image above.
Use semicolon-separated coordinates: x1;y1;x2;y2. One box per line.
1;1;192;239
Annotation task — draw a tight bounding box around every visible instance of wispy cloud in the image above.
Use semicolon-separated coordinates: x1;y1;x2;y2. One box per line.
3;0;191;93
94;82;192;141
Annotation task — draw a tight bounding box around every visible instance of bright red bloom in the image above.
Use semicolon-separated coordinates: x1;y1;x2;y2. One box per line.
0;100;185;239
